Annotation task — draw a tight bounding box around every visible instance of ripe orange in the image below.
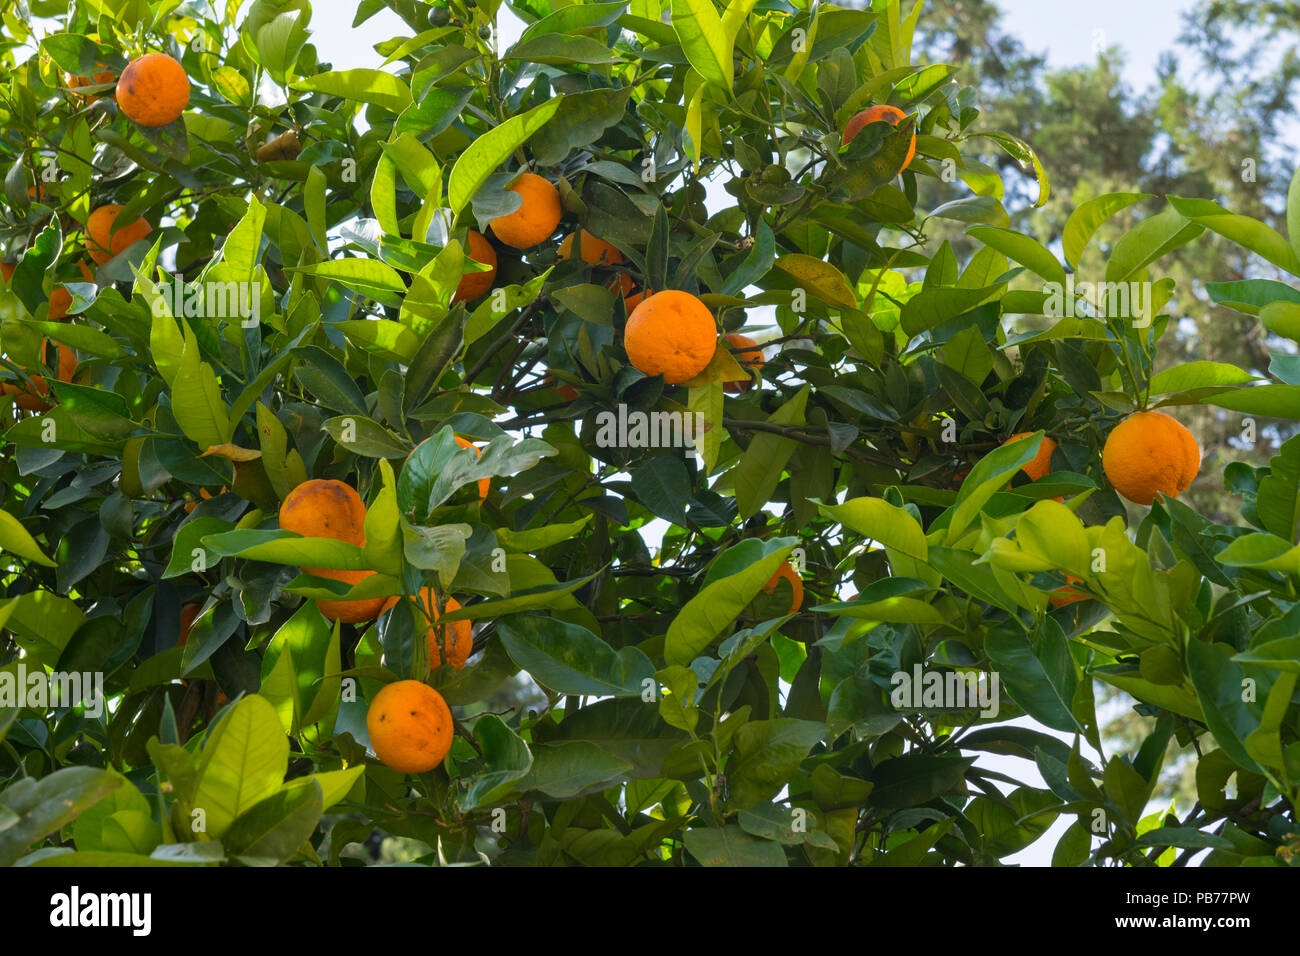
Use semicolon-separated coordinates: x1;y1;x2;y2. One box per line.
453;230;497;303
278;479;368;577
366;679;454;774
1049;574;1089;607
68;66;116;100
178;603;202;646
843;104;916;173
1102;411;1200;505
1;262;15;284
762;560;804;616
609;273;649;311
316;568;390;623
49;263;95;319
559;229;624;266
397;589;474;670
488;172;562;249
183;486;226;514
1;339;77;411
623;290;717;384
723;332;765;393
454;435;490;500
116;53;190;127
86;205;152;265
49;287;73;321
1004;432;1057;482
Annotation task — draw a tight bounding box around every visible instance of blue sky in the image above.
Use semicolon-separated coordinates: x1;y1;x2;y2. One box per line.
997;0;1194;89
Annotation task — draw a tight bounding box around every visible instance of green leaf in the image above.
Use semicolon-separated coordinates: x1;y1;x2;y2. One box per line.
323;414;410;459
202;529;369;570
664;538;796;666
192;695;290;838
966;226;1066;286
171;321;231;451
1186;640;1263;773
0;509;56;566
820;497;936;585
683;825;787;866
985;621;1080;733
1148;361;1259;393
1169;195;1300;276
734;385;809;517
1205;385;1300;417
1105;207;1204;283
296;258;405;307
521;0;627;41
1062;192;1151;267
221;781;323;864
494;741;632;800
671;0;732;91
503;35;622;64
1233;636;1300;674
455;714;533;810
867;754;974;808
0;767;123;867
725;719;825;810
773;255;856;309
497;614;655;697
447;99;563;217
291;69;412;112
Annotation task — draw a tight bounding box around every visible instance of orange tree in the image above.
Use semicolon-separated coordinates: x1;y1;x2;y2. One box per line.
0;0;1297;868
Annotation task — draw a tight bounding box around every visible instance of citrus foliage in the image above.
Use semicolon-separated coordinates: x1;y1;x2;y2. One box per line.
0;0;1298;867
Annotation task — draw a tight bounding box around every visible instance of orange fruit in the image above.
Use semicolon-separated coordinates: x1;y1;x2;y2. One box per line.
723;332;764;393
609;273;650;311
453;230;497;303
1049;574;1089;608
2;339;77;411
116;53;189;128
541;374;579;401
488;172;562;249
1003;432;1057;483
178;602;202;646
395;589;474;670
86;205;152;265
623;290;717;384
49;287;73;321
278;479;368;577
762;560;804;616
365;679;454;774
1;262;14;284
454;435;490;500
559;229;624;266
68;66;116;100
843;104;916;173
1102;411;1200;505
183;486;225;514
317;568;390;623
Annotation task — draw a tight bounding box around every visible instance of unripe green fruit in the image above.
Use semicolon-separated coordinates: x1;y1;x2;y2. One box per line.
478;24;491;38
430;6;450;25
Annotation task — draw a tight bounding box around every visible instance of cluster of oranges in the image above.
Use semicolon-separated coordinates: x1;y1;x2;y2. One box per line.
275;471;476;774
2;53;189;411
449;170;770;393
982;412;1200;607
